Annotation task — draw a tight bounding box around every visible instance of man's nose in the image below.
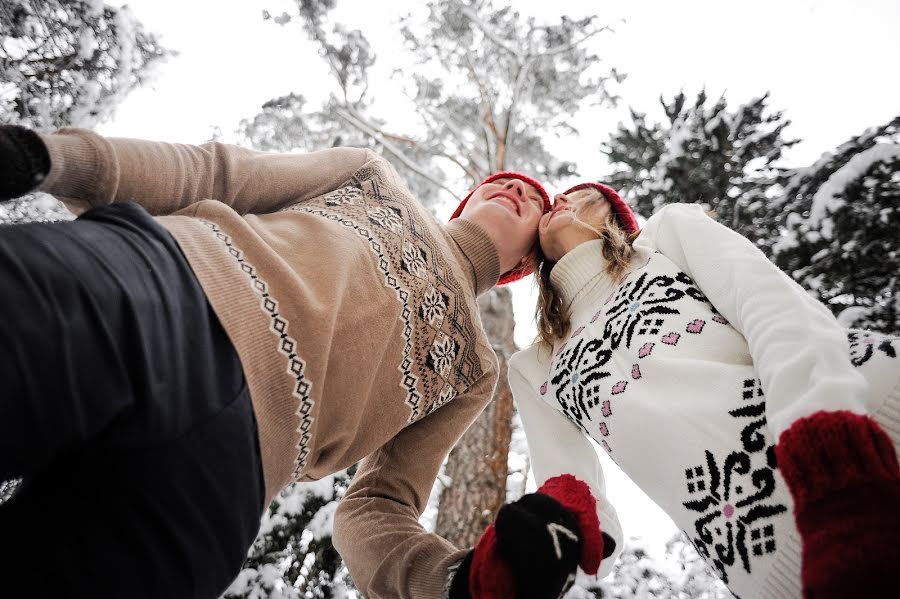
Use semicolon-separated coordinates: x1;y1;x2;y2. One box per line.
504;179;526;198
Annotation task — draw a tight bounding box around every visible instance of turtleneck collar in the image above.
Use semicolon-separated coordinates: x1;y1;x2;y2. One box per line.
444;218;502;296
549;240;617;313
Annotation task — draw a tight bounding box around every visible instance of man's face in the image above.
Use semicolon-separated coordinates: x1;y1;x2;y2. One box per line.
458;177;546;272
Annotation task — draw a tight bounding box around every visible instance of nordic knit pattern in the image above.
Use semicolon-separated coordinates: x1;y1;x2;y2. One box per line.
509;204;900;599
38;129;502;599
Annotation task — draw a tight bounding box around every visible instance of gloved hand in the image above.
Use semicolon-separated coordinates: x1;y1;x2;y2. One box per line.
448;474;606;599
0;124;51;201
776;410;900;598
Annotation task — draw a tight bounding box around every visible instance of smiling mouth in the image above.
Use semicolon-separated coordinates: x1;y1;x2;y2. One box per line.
545;209;574;228
490;194;520;215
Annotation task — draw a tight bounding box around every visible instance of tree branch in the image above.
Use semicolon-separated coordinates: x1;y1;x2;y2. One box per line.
458;6;523;59
464;52;498;169
344;107;426;150
333;108;457;196
541;24;611;57
501;56;536;170
412;106;484;180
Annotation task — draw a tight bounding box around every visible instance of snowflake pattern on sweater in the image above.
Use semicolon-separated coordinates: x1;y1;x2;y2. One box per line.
543;266;716;452
848;330;897;366
287;165;486;423
200;219;315;478
682;379;787;584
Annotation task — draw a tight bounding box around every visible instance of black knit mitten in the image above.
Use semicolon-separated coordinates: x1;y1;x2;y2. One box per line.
449;491;584;599
449;475;611;599
0;124;51;201
494;492;583;599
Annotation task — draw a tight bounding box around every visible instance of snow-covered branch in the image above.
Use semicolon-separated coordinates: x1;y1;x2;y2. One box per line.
463;52;499;169
501;57;536;167
333;108;457;196
541;23;612;57
459;6;523;59
414;108;485;180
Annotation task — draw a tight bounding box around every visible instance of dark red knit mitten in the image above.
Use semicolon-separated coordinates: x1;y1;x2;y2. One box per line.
468;523;516;599
775;410;900;598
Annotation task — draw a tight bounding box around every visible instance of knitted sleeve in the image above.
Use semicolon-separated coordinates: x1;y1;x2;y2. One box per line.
508;349;624;578
636;203;870;436
37;128;370;216
331;373;494;599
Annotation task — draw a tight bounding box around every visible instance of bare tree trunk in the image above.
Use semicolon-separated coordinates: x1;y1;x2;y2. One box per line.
435;287;518;548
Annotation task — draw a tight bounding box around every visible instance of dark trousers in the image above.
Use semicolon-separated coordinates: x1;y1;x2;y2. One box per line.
0;204;265;598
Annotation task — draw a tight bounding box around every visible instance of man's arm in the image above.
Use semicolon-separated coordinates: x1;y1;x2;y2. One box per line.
35;127;370;216
332;375;494;599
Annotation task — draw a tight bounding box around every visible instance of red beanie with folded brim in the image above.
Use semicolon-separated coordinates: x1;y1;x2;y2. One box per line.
563;182;639;235
450;171;551;286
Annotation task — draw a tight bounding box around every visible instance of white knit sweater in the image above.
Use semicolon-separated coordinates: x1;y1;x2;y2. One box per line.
509;204;900;598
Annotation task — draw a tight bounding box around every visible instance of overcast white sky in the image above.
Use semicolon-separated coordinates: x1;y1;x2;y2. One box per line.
101;0;899;556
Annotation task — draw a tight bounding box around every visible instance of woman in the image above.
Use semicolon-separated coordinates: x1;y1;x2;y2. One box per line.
509;183;900;598
0;123;565;598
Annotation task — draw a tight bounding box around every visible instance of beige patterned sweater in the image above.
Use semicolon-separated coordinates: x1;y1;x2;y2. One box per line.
38;129;500;598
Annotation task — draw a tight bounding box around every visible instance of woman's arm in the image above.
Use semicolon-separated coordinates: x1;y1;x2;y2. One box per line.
636;203;869;436
37;128;370;216
508;353;623;578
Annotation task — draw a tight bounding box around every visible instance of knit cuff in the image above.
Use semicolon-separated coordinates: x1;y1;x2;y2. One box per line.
38;127;119;208
446;551;474;599
537;474;604;575
775;410;900;507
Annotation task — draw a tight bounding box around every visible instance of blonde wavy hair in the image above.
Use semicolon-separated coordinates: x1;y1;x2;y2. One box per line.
535;204;638;347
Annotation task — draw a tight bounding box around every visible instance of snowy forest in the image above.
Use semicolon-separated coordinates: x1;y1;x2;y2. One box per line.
1;0;897;598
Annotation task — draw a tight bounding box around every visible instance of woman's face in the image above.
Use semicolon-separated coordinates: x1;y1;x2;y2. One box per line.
539;188;611;262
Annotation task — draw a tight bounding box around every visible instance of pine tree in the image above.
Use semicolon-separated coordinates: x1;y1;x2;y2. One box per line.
0;0;169;225
564;535;731;598
772;116;900;334
222;469;357;599
0;0;168;130
603;91;797;250
660;534;733;599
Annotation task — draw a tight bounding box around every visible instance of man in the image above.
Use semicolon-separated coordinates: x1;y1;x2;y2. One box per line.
0;125;603;599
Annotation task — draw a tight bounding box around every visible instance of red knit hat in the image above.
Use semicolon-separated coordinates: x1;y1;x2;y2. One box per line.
449;172;551;286
562;182;639;235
